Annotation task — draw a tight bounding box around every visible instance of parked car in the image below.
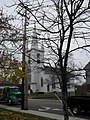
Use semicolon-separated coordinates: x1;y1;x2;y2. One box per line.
67;96;90;115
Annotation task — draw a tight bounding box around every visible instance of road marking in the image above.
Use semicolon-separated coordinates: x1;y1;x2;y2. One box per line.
38;108;47;111
52;108;62;111
38;106;62;112
38;106;50;111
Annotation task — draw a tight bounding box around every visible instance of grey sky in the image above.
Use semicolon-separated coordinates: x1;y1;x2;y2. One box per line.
0;0;90;68
0;0;16;16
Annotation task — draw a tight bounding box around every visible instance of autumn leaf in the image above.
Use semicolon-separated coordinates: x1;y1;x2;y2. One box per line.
0;75;4;80
9;75;19;84
15;68;27;79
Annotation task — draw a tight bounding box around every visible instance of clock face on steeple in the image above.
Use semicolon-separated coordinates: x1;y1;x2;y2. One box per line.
34;40;37;46
31;39;38;49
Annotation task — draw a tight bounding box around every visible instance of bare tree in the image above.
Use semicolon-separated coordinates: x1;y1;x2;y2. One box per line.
0;8;29;110
17;0;90;120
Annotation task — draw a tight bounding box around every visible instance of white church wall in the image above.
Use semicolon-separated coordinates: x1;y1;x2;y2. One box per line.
38;70;47;92
28;27;75;94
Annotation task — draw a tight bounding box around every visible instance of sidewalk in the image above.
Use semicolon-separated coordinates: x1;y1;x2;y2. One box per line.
0;104;88;120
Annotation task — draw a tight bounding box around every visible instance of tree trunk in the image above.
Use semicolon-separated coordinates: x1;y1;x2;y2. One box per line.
62;73;69;120
62;91;69;120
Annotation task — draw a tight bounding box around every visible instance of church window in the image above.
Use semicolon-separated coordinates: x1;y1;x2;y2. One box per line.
52;76;55;89
28;59;30;64
41;77;43;87
28;54;31;64
37;53;40;60
37;53;40;64
52;82;55;89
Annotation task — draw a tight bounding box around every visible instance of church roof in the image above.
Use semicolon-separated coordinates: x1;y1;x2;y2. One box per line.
84;61;90;70
44;66;60;75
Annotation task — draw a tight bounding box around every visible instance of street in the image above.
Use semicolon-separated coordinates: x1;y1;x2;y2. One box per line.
0;99;90;119
28;99;63;115
15;98;90;119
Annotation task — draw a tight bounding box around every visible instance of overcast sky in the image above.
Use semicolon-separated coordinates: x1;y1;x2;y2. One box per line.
0;0;90;68
0;0;17;22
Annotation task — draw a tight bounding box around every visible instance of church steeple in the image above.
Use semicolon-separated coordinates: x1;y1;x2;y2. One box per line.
28;23;45;93
41;41;44;51
31;23;38;49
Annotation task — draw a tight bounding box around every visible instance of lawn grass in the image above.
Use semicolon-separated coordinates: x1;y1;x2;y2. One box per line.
0;107;56;120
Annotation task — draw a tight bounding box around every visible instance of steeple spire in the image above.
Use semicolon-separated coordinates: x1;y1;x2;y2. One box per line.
31;22;38;49
33;23;37;38
41;41;44;51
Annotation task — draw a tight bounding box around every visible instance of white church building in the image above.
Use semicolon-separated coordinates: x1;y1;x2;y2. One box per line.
27;28;75;94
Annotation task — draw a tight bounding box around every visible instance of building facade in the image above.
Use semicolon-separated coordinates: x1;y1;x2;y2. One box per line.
28;28;59;93
84;61;90;84
27;28;75;94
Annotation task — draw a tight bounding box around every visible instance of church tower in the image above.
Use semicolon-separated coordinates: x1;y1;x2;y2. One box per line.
28;26;44;92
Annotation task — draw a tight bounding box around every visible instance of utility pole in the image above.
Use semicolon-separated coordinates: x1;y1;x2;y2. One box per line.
21;8;28;110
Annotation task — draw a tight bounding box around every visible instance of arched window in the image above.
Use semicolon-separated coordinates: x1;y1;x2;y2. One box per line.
41;77;43;87
52;76;55;89
37;53;40;64
37;53;40;60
